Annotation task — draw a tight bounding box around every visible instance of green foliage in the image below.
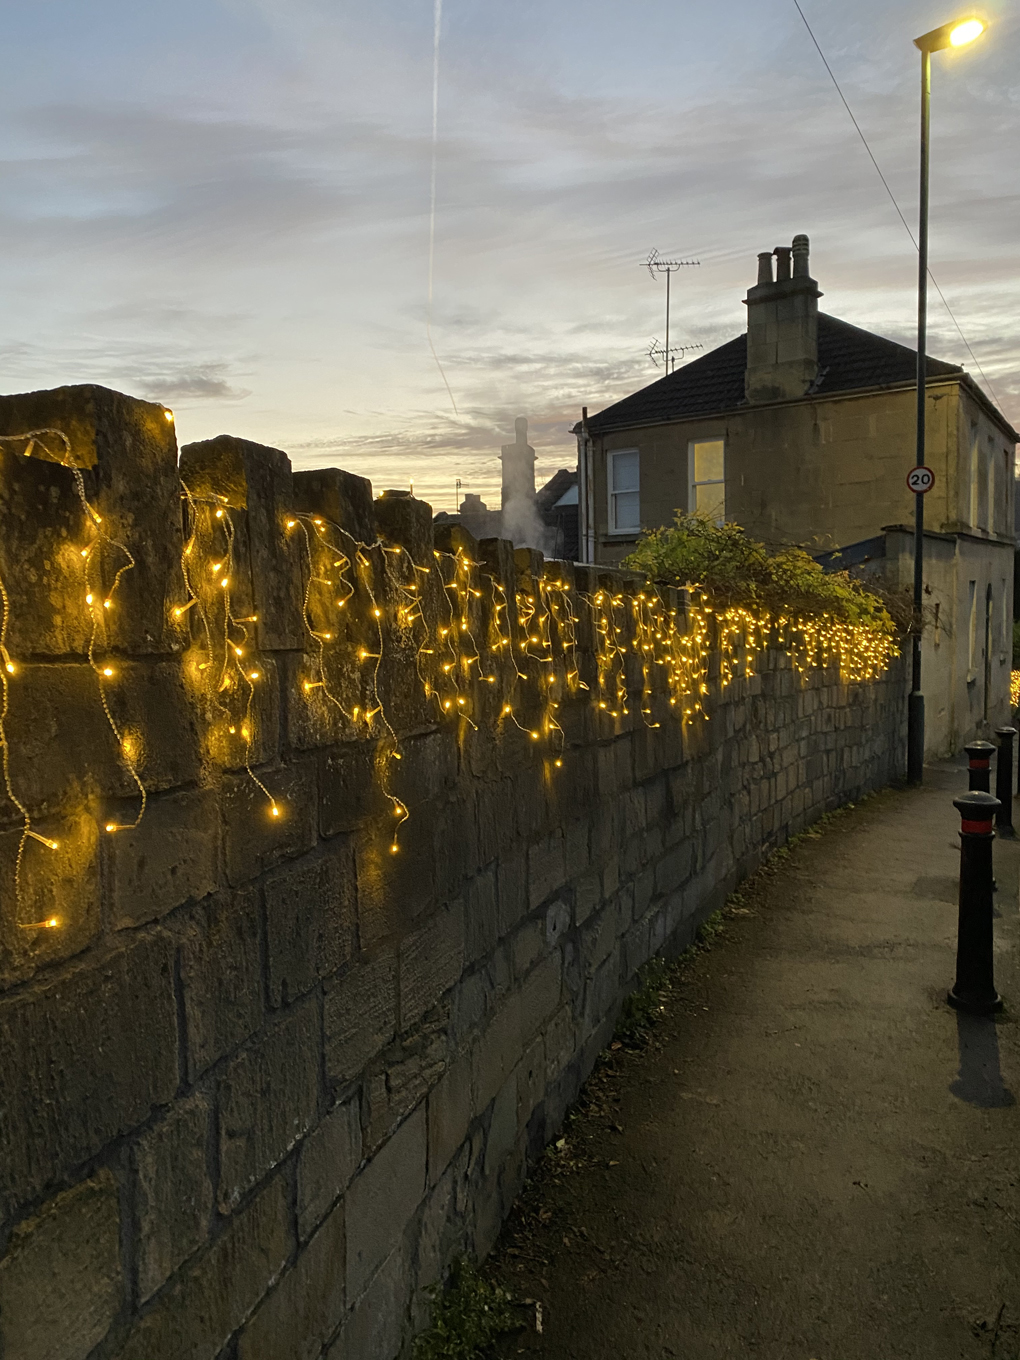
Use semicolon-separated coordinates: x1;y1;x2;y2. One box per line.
615;955;672;1045
413;1259;519;1360
622;513;896;633
1013;619;1020;669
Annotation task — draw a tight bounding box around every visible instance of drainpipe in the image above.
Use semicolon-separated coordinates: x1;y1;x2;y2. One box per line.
578;406;595;564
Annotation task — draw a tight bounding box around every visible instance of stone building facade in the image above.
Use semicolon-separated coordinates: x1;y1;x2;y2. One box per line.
575;235;1018;757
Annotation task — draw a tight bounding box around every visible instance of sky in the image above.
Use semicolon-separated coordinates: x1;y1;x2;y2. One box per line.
0;0;1017;513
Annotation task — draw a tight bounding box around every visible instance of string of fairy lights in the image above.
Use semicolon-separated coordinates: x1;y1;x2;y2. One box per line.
0;428;899;929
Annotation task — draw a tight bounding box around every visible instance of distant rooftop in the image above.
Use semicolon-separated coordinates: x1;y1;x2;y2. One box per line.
581;313;965;435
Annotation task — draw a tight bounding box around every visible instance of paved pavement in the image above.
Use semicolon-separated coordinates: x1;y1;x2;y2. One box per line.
491;761;1020;1360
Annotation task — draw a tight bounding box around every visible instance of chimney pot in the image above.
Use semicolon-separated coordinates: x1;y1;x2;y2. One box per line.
756;252;774;285
774;246;792;282
792;233;810;278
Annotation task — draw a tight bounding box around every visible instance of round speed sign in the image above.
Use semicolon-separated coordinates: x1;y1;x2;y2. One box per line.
906;466;935;494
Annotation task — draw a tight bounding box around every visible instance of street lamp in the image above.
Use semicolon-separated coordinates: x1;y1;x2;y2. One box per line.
907;15;986;786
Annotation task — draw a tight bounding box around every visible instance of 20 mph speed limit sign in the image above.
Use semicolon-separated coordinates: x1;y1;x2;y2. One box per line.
907;466;935;494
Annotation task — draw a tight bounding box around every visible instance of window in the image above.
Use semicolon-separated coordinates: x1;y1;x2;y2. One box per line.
689;439;725;523
607;449;640;534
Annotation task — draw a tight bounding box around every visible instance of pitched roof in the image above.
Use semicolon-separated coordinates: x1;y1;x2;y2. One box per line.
536;468;577;515
582;313;964;435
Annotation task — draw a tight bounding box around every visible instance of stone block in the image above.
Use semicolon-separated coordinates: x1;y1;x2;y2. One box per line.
109;789;219;928
196;652;281;774
218;997;321;1212
484;1072;518;1175
297;1097;362;1241
511;919;543;978
1;661;197;816
135;1094;214;1301
0;1170;120;1360
265;842;357;1008
472;993;521;1114
544;898;570;949
319;741;387;836
345;1103;426;1300
373;491;435;563
528;830;566;909
330;1243;408;1360
180;435;303;652
573;869;601;926
293;466;376;545
0;809;100;987
0;932;177;1217
115;1173;291;1360
222;759;317;887
0;384;184;656
324;953;397;1087
237;1200;345;1360
427;1051;472;1186
365;1013;447;1151
518;953;562;1043
179;887;263;1081
399;901;464;1030
463;866;497;966
497;849;527;935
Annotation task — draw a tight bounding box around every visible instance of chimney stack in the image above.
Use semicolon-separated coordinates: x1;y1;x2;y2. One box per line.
500;416;536;511
744;233;822;404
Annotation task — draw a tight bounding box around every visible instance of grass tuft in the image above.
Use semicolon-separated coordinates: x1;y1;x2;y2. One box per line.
413;1258;520;1360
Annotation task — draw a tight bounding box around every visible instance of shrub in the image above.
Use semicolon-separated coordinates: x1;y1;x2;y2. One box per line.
622;513;896;635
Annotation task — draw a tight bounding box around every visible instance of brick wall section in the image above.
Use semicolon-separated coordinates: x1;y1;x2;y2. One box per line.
0;386;906;1360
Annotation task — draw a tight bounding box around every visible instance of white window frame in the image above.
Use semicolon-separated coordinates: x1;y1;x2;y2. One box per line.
688;438;726;525
606;447;640;536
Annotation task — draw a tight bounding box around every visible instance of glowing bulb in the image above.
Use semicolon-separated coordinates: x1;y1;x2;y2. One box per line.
85;593;93;604
220;578;229;589
286;519;297;529
80;548;88;558
249;671;259;681
950;18;983;45
102;667;114;677
215;508;224;518
103;600;111;609
164;410;174;422
373;608;381;618
554;759;563;768
105;823;119;832
270;804;280;818
390;843;399;854
5;662;14;675
229;725;236;733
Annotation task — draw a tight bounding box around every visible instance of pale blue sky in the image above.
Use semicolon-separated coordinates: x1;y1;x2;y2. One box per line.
1;0;1017;509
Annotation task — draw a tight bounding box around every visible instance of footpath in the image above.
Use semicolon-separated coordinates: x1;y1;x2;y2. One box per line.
487;761;1020;1360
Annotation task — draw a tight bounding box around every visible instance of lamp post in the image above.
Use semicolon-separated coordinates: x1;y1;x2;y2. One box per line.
907;15;986;786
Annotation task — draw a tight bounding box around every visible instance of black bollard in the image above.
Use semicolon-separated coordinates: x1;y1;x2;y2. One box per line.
948;791;1003;1015
994;727;1017;838
965;740;996;793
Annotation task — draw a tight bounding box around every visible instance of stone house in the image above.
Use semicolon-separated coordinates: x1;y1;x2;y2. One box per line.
574;234;1018;757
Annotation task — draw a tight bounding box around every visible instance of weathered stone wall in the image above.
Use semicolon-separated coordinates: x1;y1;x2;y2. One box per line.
0;386;906;1360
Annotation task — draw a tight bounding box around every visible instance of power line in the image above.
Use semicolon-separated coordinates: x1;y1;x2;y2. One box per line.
792;0;1003;409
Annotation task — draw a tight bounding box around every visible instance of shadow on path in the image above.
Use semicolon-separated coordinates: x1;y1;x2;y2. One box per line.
950;1012;1015;1108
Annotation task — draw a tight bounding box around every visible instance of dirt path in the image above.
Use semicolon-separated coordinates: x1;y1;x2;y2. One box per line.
485;769;1020;1360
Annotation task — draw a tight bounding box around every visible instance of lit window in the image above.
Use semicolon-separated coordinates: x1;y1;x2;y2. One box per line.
608;449;640;534
689;439;725;524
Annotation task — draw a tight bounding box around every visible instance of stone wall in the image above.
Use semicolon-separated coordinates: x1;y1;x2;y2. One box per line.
0;385;906;1360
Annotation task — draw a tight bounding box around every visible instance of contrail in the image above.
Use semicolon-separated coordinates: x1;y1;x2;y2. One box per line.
427;0;458;415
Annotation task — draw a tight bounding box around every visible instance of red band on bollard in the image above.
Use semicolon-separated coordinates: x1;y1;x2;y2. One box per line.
961;818;994;833
969;758;991;769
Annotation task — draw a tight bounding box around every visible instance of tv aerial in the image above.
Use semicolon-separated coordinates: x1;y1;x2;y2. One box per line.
644;249;700;374
648;338;703;372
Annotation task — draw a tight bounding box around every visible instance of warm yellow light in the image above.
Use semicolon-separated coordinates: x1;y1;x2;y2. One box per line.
950;18;983;44
105;823;118;832
270;804;280;818
102;667;114;677
5;662;14;675
103;600;111;609
249;670;260;681
164;410;174;422
85;593;93;604
215;508;224;518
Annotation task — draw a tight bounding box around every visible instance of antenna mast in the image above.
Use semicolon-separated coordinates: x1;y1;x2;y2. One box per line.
644;250;699;376
647;338;703;371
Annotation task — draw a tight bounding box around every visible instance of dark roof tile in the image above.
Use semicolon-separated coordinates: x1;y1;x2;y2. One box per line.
584;314;963;434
